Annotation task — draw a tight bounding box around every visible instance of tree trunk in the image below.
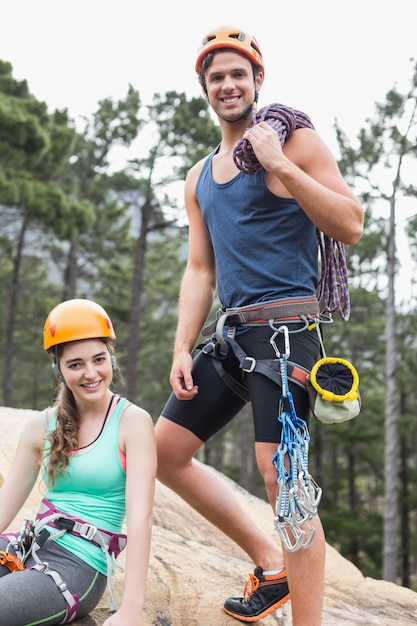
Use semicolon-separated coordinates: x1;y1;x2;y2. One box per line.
62;238;79;300
347;445;359;564
383;195;398;582
399;431;409;587
3;216;27;406
125;199;150;401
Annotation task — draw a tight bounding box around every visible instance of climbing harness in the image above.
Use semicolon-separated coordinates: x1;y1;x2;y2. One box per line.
232;102;351;322
1;498;127;623
200;322;314;404
199;296;331;405
270;325;322;552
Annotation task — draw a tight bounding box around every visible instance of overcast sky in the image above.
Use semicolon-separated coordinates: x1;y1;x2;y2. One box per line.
2;0;415;148
2;0;416;300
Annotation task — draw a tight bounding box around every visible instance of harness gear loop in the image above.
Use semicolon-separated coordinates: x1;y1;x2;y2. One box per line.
269;316;310;335
215;313;229;346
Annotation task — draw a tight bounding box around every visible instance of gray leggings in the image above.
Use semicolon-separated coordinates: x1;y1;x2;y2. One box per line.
0;536;107;625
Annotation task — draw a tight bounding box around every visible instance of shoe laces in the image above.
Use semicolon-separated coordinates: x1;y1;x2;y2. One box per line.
243;572;260;599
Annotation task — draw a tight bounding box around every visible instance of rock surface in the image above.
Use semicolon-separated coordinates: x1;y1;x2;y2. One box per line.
1;406;417;625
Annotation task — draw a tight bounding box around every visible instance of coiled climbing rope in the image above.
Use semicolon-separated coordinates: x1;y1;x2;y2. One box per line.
233;103;315;174
316;232;350;321
232;103;350;321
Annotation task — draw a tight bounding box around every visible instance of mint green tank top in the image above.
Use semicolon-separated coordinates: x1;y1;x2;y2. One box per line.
41;395;129;575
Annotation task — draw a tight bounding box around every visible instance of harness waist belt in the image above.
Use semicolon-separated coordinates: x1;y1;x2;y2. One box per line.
36;498;127;558
202;296;320;336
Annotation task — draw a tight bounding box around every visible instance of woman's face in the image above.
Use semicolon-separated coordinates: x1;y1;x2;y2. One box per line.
59;339;113;403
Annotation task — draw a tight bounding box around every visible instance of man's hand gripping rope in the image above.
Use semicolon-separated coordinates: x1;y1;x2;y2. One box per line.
270;324;322;552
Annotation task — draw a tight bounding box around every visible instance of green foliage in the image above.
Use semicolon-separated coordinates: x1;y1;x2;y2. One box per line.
333;59;417;584
146;90;221;179
322;500;383;578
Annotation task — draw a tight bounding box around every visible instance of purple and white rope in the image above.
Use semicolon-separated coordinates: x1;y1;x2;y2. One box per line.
233;103;315;174
316;232;350;321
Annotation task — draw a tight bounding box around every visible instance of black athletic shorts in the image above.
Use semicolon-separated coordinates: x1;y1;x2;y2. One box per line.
161;324;320;443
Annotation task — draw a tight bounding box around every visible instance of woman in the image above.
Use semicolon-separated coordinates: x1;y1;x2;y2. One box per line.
0;299;156;626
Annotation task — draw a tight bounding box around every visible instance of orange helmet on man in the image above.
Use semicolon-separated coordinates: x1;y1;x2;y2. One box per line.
195;26;264;74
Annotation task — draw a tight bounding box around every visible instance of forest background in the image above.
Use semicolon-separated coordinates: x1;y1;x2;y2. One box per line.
1;45;417;599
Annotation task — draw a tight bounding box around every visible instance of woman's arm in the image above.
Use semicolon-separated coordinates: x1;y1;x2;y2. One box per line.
0;411;45;532
102;403;156;626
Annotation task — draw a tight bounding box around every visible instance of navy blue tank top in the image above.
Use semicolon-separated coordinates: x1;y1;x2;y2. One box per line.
196;150;319;308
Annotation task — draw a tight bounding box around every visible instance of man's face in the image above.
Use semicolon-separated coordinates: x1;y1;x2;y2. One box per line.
204;50;263;122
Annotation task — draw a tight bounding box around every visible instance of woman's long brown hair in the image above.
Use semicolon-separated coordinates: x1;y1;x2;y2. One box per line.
43;338;115;487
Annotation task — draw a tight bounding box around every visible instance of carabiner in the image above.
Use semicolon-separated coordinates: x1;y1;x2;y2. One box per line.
269;324;290;359
274;518;307;552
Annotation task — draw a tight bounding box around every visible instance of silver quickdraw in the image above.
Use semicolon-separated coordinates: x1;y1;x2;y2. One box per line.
270;324;322;552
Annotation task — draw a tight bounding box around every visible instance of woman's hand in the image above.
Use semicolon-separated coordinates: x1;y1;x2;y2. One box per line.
101;607;142;626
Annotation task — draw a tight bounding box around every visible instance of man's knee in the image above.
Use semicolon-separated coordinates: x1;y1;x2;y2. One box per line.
263;470;278;508
155;417;202;483
155;417;172;480
255;442;279;501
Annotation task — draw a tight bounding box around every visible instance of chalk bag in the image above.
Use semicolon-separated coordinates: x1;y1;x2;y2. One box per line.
307;357;361;424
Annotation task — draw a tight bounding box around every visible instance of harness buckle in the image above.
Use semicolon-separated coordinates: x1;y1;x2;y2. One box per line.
201;341;215;355
242;356;256;373
35;561;49;572
72;522;97;541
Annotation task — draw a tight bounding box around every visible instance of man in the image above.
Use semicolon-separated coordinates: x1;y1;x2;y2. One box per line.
155;26;363;625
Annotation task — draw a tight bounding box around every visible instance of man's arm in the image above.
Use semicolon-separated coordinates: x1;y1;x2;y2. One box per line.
243;123;364;245
169;163;217;399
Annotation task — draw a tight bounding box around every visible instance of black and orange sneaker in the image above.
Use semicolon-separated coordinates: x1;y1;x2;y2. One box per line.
223;566;290;622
